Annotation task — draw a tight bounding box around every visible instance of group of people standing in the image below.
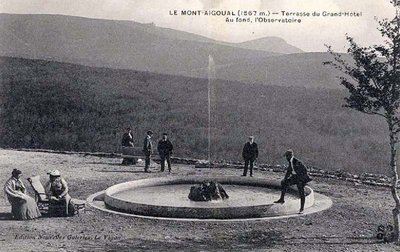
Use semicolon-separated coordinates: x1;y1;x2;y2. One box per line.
123;130;311;214
4;169;71;220
123;131;311;213
241;136;312;214
121;128;174;173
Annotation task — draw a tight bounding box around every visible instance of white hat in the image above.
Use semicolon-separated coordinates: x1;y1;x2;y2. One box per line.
47;169;61;176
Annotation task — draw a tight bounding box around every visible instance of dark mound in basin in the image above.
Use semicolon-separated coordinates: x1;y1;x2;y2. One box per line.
188;181;229;201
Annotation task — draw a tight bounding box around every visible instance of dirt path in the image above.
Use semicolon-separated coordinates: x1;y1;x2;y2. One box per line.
0;149;398;251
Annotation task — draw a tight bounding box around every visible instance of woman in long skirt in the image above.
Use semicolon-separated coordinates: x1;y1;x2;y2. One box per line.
46;169;71;216
4;169;41;220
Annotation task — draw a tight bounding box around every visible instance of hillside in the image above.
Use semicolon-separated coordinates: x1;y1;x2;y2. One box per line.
0;13;280;76
234;37;303;54
190;52;348;89
0;14;323;88
0;57;390;175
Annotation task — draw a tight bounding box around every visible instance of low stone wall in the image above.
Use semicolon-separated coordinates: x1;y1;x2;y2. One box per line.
14;148;395;188
15;148;121;158
194;160;396;188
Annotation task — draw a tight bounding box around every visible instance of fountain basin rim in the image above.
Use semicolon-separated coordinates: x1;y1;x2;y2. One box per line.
87;190;333;222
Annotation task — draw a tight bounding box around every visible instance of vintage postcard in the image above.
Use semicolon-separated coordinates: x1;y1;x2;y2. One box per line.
0;0;399;251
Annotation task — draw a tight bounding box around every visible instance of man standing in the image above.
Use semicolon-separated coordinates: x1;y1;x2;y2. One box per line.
121;127;135;165
242;136;258;177
157;133;174;172
143;130;153;173
274;149;312;214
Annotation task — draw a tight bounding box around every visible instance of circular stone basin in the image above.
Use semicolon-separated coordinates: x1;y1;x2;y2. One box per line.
104;176;315;219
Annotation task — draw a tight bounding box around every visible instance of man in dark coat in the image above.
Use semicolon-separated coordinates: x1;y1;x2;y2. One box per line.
274;149;312;214
157;133;174;172
121;127;134;147
143;130;153;173
121;127;135;165
242;136;259;177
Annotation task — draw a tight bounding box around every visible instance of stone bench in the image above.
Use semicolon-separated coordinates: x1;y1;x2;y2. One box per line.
121;146;146;159
121;147;159;167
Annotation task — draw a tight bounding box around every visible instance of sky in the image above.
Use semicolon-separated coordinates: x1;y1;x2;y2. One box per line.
0;0;397;52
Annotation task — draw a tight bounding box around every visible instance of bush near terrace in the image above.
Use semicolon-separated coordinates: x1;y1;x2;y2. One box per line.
0;56;389;175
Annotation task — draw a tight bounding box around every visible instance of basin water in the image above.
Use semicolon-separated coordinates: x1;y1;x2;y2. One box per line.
102;176;319;219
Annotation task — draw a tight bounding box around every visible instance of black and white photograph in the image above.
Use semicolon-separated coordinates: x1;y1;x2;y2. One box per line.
0;0;399;251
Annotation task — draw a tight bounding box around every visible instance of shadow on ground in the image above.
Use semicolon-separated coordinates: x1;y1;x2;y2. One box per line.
96;170;146;174
0;212;13;221
87;162;125;166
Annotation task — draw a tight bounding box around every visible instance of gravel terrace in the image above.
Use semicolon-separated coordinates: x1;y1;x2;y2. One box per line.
0;149;398;252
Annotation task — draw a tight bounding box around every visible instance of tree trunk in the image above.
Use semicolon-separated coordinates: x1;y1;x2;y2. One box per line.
389;126;400;244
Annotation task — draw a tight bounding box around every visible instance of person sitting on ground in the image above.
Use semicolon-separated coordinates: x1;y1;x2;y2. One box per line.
4;169;41;220
274;149;312;214
45;170;71;216
121;127;135;165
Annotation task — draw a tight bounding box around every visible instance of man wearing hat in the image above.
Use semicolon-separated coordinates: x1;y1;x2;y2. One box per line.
241;136;259;177
274;149;312;214
157;133;174;172
143;130;153;173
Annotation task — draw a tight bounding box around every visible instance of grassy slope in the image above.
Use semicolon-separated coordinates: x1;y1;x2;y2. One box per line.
0;57;390;175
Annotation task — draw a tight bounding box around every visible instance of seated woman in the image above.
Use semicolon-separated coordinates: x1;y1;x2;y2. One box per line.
121;127;136;165
3;169;41;220
45;170;71;216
